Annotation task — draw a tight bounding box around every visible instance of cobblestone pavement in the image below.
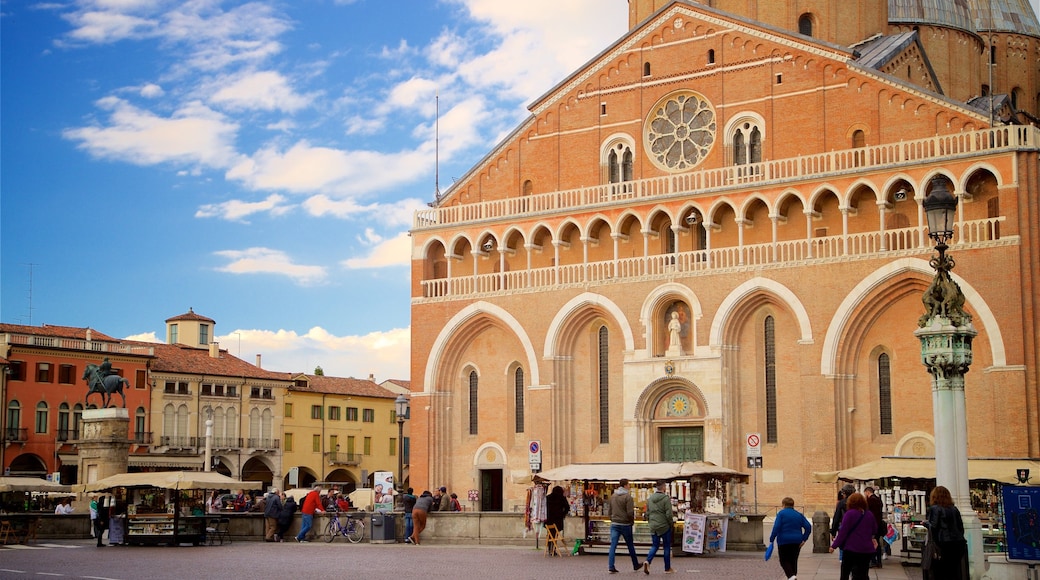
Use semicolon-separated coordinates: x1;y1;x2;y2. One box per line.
0;539;921;580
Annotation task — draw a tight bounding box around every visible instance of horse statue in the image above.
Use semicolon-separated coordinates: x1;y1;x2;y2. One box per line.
83;362;129;408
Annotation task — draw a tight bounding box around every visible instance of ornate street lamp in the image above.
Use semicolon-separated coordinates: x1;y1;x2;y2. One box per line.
395;394;410;493
915;175;983;578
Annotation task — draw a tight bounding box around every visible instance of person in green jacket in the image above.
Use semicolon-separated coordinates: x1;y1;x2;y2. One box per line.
642;481;676;574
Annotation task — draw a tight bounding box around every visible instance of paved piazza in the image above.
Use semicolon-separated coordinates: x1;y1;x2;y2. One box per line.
0;539;920;580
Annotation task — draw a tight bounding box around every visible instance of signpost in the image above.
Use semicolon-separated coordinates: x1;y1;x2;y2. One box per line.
529;440;542;473
746;433;762;513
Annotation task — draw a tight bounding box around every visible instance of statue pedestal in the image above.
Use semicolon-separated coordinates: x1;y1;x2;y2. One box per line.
78;408;130;484
665;345;683;357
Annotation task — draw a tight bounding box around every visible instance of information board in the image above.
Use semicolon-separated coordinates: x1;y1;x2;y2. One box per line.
1001;485;1040;562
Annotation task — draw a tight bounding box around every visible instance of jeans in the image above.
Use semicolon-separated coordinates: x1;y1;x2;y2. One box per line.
296;513;313;541
404;513;414;540
608;523;639;571
646;528;673;571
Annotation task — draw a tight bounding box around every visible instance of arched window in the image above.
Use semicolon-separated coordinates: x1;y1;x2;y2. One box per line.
262;408;273;442
608;143;634;185
213;407;226;439
250;407;261;440
226;407;238;439
707;49;715;64
732;121;763;168
798;13;813;37
643;62;651;77
58;403;70;441
599;326;610;444
5;401;20;441
176;404;189;439
764;316;777;443
522;180;533;196
514;367;525;434
72;404;83;436
163;403;175;439
35;401;48;434
135;407;146;442
469;371;479;435
852;130;866;148
878;353;893;435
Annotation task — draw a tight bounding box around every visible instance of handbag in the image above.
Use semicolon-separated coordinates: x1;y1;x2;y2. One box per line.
921;526;942;571
764;541;774;561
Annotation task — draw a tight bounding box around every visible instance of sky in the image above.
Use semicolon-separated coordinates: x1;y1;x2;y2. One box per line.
3;0;1039;381
1;0;629;380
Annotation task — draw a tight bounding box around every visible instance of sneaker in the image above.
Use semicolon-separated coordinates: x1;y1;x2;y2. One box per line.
643;562;650;575
664;569;675;574
295;537;301;542
608;569;619;574
405;537;412;544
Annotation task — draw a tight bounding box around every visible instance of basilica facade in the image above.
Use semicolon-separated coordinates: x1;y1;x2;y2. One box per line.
408;0;1040;512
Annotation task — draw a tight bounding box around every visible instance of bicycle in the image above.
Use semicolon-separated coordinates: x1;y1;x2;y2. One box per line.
324;510;365;543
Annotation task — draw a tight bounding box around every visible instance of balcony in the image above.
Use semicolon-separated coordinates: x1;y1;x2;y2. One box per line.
0;333;154;355
132;432;153;445
57;429;79;442
3;427;28;443
247;438;279;451
159;436;197;448
325;451;362;466
211;437;242;449
414;125;1039;229
420;217;1008;300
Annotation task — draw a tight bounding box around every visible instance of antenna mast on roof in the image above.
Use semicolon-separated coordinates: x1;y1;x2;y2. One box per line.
435;92;441;200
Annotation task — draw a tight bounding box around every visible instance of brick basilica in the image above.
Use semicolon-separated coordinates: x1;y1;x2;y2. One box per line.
407;0;1040;512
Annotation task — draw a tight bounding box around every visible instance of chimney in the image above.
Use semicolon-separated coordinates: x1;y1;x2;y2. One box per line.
255;354;262;368
210;341;219;358
368;373;375;382
85;328;92;342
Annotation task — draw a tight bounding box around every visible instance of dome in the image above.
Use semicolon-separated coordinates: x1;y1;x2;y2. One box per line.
972;0;1040;36
888;0;977;34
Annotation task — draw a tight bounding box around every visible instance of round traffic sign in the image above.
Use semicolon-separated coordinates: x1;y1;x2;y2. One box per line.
747;434;760;448
529;441;540;454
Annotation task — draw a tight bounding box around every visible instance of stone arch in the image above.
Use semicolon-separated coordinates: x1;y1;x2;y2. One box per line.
641;283;703;357
894;430;935;457
710;278;813;347
544;292;635;357
633;376;712;463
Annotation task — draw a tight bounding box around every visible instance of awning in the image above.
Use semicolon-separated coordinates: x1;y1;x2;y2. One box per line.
0;476;73;493
77;470;263;493
533;461;749;484
812;457;1040;485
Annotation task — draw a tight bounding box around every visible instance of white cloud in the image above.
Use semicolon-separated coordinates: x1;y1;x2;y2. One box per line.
124;331;160;343
62;9;156;43
208;70;314;112
341;231;411;269
195;193;293;221
63;96;241;168
218;326;411;380
302;196;425;227
213;247;327;285
139;83;164;98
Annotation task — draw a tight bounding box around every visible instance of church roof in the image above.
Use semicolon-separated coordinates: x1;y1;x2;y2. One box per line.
888;0;977;34
972;0;1040;36
854;31;919;69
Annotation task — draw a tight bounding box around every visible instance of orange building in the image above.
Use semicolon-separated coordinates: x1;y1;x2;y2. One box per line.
408;0;1040;512
0;324;154;483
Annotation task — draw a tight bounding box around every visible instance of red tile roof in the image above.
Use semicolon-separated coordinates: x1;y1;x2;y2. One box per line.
291;374;397;399
0;323;118;341
164;308;215;324
145;342;290;381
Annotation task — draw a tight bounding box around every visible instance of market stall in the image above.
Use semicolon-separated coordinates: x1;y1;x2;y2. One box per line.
812;456;1040;562
0;477;73;544
532;462;749;555
78;471;262;546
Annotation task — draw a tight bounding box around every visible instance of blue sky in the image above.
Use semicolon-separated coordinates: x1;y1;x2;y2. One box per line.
1;0;628;380
3;0;1038;380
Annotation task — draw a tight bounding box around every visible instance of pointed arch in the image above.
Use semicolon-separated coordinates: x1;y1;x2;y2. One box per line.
709;278;813;347
544;292;635;357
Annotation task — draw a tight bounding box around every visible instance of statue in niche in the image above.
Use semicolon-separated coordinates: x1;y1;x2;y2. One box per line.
665;301;689;356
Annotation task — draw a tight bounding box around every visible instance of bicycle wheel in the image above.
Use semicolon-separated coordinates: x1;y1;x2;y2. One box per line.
346;519;364;543
324;519;338;543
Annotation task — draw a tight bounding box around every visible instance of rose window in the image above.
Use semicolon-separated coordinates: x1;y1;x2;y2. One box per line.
644;91;716;171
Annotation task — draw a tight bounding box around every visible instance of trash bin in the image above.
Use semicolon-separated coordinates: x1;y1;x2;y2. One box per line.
369;512;396;544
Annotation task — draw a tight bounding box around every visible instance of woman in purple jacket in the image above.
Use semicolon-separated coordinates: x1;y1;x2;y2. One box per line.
829;492;877;580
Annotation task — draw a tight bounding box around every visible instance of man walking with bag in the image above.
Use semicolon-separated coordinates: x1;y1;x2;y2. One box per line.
263;487;283;542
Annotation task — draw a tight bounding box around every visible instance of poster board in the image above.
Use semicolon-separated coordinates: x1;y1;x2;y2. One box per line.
373;471;395;511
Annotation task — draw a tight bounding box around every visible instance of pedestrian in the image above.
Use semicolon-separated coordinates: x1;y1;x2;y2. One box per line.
829;492;877;580
263;487;282;542
642;481;675;574
545;486;569;555
295;486;324;542
429;487;442;511
863;486;885;568
607;478;641;574
276;494;296;542
769;496;812;580
206;490;222;514
829;483;855;559
437;486;451;512
94;496;109;547
89;494;98;537
401;487;417;542
924;485;967;580
54;497;74;514
409;490;434;545
449;492;462;512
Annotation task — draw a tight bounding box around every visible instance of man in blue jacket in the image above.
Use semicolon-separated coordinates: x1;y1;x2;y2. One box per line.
769;497;812;580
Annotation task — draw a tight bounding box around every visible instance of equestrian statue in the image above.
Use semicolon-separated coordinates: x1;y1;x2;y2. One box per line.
83;358;129;408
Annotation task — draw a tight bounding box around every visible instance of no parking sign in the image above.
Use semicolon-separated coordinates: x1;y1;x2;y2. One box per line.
529;440;542;471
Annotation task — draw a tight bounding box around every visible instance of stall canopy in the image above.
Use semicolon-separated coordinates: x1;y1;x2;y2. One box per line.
77;471;263;493
534;462;749;483
0;476;72;493
812;457;1040;485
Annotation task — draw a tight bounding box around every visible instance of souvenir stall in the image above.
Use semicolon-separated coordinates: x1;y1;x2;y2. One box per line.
532;462;749;555
0;477;73;544
78;471;261;546
813;456;1040;563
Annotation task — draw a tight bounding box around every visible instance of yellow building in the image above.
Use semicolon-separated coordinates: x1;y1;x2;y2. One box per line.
282;374;402;491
